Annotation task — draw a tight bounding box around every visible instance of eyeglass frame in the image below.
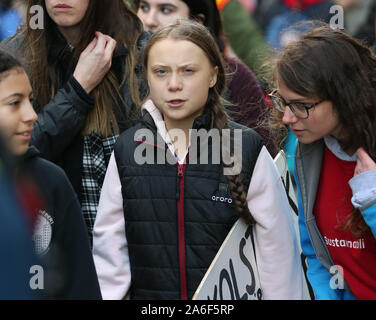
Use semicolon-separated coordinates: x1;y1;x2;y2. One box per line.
268;90;324;119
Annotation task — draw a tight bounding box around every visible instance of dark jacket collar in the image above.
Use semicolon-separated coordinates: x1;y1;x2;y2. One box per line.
11;146;40;174
17;146;40;163
48;28;129;63
192;107;212;130
48;28;73;63
141;106;213;132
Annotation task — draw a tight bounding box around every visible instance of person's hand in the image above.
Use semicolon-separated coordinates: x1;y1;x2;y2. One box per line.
73;32;117;94
354;148;376;176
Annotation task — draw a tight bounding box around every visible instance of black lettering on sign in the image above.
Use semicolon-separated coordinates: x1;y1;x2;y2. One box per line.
207;226;262;300
219;268;234;300
240;229;255;296
281;172;298;216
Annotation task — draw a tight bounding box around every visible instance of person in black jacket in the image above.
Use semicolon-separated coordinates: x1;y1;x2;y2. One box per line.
0;0;149;242
0;50;101;299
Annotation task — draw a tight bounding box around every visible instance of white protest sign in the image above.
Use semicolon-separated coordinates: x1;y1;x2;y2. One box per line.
273;151;299;231
273;150;312;300
193;218;262;300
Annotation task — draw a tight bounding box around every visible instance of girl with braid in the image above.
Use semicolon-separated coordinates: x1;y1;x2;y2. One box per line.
92;20;303;300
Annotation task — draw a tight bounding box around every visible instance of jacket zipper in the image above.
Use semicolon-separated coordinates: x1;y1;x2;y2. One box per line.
177;163;187;300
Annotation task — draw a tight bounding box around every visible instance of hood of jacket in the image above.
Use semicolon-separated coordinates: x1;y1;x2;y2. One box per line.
16;146;40;164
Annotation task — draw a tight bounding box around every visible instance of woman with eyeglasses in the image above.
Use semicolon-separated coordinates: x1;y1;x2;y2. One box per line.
270;23;376;300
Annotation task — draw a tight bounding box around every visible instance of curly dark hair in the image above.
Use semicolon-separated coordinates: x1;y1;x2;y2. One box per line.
275;23;376;237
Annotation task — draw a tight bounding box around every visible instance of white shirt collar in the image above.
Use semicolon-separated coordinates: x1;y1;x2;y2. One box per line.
323;135;357;162
141;99;189;164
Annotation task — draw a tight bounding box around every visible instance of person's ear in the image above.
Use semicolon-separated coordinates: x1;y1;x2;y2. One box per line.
209;66;218;88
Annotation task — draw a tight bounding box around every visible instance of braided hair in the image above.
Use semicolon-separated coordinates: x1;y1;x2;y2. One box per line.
143;19;256;225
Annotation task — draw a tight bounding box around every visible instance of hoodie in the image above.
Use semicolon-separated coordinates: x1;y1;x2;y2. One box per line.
17;147;102;300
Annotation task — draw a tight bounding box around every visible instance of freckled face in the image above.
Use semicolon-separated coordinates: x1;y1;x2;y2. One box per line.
147;39;218;130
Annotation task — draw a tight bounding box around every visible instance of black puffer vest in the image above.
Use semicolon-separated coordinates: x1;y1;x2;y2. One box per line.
114;110;263;299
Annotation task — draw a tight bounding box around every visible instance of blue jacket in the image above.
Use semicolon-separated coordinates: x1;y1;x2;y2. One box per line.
294;136;376;300
0;164;40;299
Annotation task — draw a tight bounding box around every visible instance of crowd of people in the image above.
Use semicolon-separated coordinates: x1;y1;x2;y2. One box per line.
0;0;375;300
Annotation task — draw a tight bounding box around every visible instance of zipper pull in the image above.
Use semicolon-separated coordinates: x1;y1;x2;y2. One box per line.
177;164;184;177
176;164;184;200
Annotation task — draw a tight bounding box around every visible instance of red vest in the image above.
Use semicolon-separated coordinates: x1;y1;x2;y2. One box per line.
315;146;376;299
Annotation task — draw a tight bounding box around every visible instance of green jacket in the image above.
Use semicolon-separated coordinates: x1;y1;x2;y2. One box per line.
221;0;271;76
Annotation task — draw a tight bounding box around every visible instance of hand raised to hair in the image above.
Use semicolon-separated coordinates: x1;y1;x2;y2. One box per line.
73;32;117;94
354;148;376;176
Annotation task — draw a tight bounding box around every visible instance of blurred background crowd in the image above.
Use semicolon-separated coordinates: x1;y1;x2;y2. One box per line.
1;0;375;63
